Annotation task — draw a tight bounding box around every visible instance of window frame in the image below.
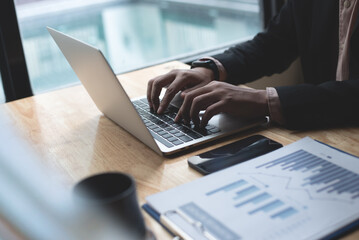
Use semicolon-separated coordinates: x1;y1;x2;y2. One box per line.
0;0;33;102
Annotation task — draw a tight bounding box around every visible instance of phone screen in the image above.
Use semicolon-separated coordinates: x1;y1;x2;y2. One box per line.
188;135;282;175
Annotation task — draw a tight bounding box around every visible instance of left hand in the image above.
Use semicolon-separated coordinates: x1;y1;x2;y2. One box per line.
175;81;269;128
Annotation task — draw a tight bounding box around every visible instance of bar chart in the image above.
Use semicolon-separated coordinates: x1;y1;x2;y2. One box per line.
206;179;248;196
248;199;284;215
178;179;301;239
256;150;359;199
206;179;299;221
235;192;271;207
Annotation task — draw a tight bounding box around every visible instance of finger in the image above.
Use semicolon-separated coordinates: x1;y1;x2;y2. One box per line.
174;108;183;123
147;79;154;109
190;92;219;126
157;76;189;114
150;73;176;111
177;86;212;124
200;101;224;128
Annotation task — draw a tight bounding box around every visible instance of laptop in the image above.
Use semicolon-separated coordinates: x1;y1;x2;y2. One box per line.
48;27;266;156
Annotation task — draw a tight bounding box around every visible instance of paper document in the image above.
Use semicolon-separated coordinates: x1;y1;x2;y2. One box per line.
145;137;359;240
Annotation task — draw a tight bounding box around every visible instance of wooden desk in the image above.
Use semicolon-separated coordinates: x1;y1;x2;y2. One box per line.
1;61;359;239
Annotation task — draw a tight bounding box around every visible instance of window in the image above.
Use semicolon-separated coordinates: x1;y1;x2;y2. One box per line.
0;74;4;103
14;0;262;95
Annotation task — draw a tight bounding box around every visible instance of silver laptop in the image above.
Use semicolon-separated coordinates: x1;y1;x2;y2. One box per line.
48;27;266;156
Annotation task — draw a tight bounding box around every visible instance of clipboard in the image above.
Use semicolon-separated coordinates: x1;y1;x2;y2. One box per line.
142;204;225;240
143;138;359;240
143;203;359;240
142;204;173;236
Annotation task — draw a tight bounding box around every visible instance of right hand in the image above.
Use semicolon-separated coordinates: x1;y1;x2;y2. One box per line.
147;67;214;114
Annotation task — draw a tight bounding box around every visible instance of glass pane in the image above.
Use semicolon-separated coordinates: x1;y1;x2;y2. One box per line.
0;74;5;103
15;0;261;94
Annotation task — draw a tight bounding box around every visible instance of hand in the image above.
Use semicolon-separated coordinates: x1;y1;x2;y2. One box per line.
147;67;214;114
175;81;269;128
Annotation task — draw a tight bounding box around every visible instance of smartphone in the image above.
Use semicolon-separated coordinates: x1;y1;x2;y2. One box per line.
188;135;282;175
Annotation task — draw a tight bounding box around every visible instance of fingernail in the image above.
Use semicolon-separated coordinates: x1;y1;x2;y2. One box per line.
157;106;163;114
174;115;180;122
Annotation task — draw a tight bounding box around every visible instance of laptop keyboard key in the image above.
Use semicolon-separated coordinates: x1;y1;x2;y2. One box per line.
167;137;178;142
172;140;183;145
174;132;184;137
159;123;168;128
157;130;166;136
150;132;173;148
162;133;172;139
166;119;175;125
147;124;157;130
179;135;192;142
165;126;174;131
152;127;162;132
186;131;202;139
152;119;163;125
170;129;180;134
176;125;188;132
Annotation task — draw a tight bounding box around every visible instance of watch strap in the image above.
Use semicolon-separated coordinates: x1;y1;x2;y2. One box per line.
191;59;220;80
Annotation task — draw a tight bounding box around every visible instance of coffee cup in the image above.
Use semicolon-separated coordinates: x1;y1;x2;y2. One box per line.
73;172;147;239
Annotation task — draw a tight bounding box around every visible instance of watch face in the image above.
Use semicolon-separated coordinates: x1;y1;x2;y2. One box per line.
191;59;219;80
199;60;212;64
192;59;214;67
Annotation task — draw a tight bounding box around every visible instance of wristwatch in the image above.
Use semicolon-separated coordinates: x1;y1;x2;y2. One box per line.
191;58;220;80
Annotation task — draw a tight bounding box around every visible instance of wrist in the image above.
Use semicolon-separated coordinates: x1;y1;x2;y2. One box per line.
191;67;215;80
266;87;285;125
256;89;270;116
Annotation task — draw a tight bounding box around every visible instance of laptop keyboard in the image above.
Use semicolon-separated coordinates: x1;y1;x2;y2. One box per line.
132;98;220;148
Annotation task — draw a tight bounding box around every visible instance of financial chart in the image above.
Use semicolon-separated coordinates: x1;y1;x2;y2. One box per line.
147;138;359;240
257;149;359;199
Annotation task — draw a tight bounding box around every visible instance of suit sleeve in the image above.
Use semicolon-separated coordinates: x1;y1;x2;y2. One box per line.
212;0;299;85
275;79;359;129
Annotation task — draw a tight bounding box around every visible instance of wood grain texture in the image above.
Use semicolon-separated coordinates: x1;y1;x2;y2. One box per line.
0;61;358;239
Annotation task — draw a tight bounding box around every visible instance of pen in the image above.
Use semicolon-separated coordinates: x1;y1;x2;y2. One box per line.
160;209;216;240
160;214;192;240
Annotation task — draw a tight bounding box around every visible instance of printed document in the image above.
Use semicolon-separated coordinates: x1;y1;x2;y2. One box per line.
146;137;359;240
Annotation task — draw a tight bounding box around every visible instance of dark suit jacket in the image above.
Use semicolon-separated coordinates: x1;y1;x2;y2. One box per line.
213;0;359;129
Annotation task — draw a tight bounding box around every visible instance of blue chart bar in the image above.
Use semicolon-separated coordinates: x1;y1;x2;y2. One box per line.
235;192;271;208
256;150;359;199
256;150;308;169
206;179;247;196
180;202;241;240
271;207;298;220
233;186;259;200
249;199;285;215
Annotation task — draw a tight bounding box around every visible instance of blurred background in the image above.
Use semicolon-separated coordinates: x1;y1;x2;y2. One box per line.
0;0;262;102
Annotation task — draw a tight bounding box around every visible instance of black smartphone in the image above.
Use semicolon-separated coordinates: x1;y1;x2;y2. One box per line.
188;135;282;175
